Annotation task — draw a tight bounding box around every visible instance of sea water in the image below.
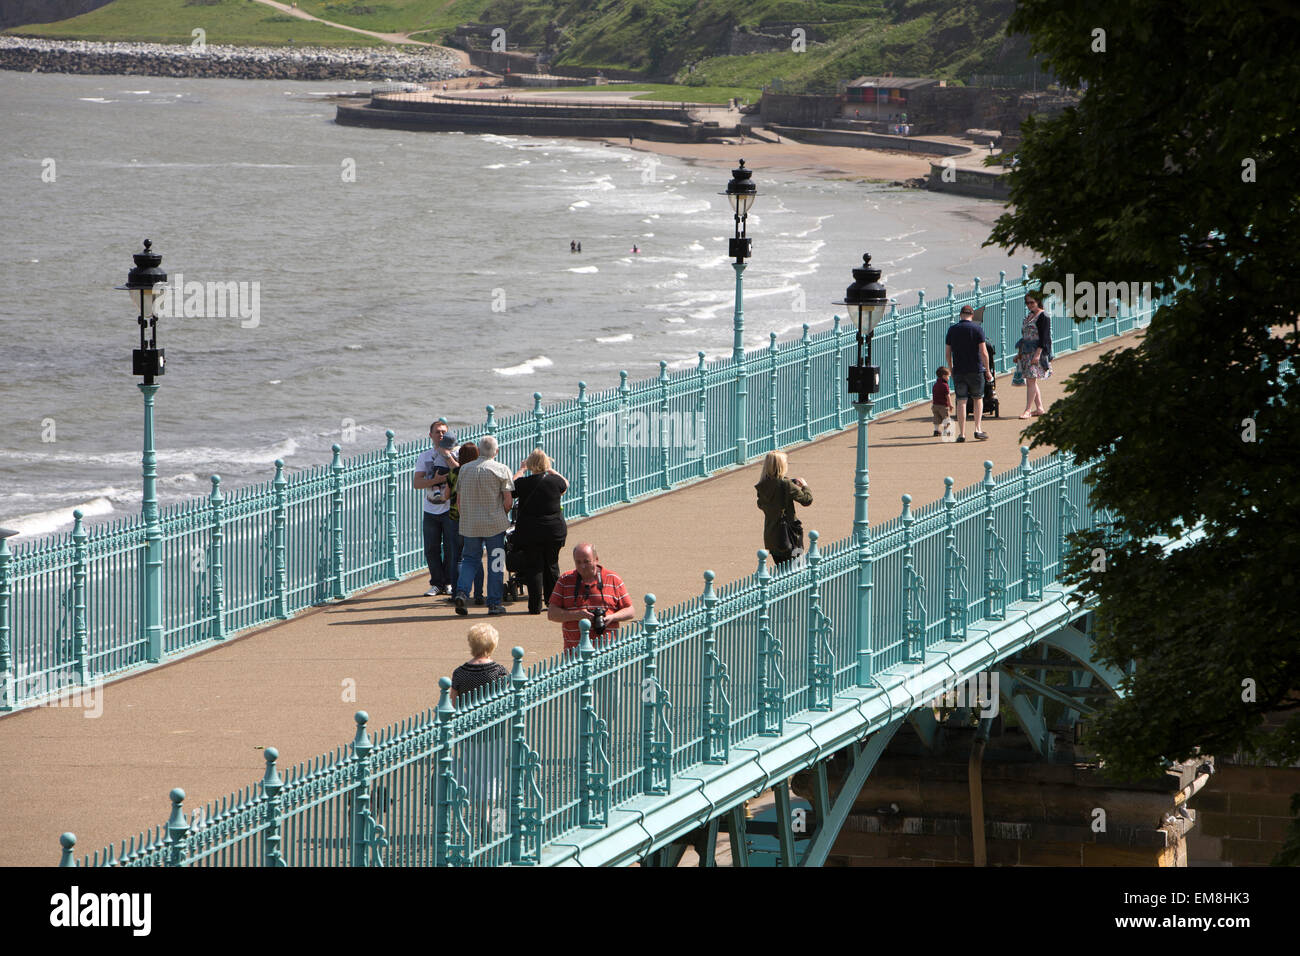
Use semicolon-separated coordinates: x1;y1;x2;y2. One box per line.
0;71;1028;536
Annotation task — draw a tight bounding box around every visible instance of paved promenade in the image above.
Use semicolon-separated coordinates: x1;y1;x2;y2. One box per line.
0;335;1136;866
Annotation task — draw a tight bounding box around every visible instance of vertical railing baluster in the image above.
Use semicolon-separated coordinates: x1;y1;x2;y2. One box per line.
383;431;398;580
578;621;610;827
700;569;729;764
832;315;845;428
262;747;286;867
329;447;345;600
888;302;900;408
71;510;88;684
658;361;671;490
508;646;542;865
165;788;190;867
641;594;671;794
733;340;748;465
272;460;288;618
902;495;926;663
484;404;496;437
577;382;590;517
983;460;1007;620
1021;446;1044;601
0;530;12;710
351;712;384;868
617;372;631;502
695;351;708;478
756;551;783;736
58;832;76;867
917;290;929;399
768;332;779;452
209;476;226;639
806;530;834;710
997;270;1009;371
943;477;967;643
532;391;544;453
800;324;812;441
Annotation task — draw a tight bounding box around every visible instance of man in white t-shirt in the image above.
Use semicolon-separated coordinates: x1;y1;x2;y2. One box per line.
413;420;459;596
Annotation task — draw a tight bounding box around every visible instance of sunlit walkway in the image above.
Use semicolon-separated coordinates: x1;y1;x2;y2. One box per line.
0;334;1137;865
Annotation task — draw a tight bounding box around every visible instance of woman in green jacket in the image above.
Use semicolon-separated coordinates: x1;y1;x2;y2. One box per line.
755;450;813;565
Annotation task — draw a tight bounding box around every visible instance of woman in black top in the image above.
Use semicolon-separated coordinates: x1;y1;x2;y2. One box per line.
512;448;569;614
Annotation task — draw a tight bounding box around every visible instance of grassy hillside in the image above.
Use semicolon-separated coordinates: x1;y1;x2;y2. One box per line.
289;0;1032;85
10;0;1034;87
5;0;389;46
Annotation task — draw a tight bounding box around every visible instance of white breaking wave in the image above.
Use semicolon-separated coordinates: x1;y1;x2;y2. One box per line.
0;439;299;470
595;333;633;343
568;266;598;274
495;356;554;376
7;497;115;538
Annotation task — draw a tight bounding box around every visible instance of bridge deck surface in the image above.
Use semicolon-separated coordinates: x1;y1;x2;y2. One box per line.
0;334;1137;865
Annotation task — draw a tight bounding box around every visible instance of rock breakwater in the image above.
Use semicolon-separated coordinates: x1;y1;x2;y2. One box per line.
0;36;463;81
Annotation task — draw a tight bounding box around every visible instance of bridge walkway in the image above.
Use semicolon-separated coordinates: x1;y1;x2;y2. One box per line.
0;335;1135;866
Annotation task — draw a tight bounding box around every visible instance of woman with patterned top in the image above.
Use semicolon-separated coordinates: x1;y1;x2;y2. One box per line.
449;623;509;704
1016;293;1053;419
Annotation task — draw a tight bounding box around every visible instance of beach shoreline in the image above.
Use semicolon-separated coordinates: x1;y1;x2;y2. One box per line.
583;136;938;184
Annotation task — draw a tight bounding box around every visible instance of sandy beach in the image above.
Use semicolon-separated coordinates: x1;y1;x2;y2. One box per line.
586;136;935;182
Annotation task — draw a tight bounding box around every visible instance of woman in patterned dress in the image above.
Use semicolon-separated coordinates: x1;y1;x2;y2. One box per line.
1017;293;1053;419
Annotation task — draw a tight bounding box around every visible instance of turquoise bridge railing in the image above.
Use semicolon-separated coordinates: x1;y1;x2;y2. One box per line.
62;446;1107;866
1;270;1155;711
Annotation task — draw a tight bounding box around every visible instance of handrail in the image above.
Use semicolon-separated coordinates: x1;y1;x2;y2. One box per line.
1;269;1161;713
67;445;1108;866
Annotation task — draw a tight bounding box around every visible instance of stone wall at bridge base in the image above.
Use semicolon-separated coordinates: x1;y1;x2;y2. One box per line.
1185;761;1300;866
795;722;1199;867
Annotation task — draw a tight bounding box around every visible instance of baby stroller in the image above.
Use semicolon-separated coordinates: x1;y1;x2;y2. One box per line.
501;506;528;604
965;342;1000;419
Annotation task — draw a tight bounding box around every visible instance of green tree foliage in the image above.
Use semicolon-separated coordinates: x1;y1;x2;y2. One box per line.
987;0;1300;805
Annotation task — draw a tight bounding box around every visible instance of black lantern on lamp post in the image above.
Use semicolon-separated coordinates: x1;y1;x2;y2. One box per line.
723;158;757;264
841;253;889;401
118;239;167;384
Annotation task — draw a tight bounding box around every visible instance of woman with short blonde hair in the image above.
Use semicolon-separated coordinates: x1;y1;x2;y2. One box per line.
513;446;569;614
450;623;507;703
524;448;552;474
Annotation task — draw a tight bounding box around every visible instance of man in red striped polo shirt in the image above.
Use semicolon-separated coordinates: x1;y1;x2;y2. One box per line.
548;543;635;652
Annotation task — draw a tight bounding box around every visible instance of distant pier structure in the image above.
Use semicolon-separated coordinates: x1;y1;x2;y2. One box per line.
335;88;744;142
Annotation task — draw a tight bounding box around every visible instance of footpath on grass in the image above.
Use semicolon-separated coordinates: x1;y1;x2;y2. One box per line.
0;334;1138;866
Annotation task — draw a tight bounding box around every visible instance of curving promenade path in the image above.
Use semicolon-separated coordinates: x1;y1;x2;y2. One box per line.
0;333;1138;866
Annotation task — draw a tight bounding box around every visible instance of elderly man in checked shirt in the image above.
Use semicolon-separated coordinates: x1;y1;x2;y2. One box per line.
453;435;515;616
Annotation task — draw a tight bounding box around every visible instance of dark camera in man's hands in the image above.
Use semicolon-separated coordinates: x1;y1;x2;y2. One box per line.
588;607;607;637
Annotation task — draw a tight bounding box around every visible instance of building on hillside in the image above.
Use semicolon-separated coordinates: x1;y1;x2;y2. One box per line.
843;76;944;125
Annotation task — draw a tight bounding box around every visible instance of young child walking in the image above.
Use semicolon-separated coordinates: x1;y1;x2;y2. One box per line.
932;366;955;437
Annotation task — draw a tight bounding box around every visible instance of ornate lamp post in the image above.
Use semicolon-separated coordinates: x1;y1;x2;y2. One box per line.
722;159;757;463
117;240;167;662
839;253;888;684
